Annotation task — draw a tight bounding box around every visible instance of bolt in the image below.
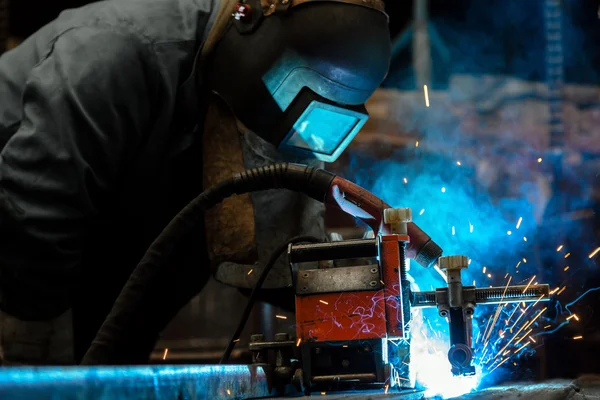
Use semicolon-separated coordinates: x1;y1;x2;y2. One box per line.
440;310;448;317
302;286;308;291
370;267;378;274
250;334;265;342
303;273;309;278
370;281;378;287
275;333;290;342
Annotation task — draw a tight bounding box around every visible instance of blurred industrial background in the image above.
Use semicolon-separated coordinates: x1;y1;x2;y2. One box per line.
1;0;599;389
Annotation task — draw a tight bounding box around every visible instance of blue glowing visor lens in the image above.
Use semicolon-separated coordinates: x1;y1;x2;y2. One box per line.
281;102;368;163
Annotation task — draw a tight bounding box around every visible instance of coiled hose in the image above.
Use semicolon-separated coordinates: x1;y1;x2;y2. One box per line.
81;164;335;365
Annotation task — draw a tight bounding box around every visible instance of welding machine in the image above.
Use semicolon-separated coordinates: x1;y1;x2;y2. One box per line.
249;210;551;393
83;163;551;395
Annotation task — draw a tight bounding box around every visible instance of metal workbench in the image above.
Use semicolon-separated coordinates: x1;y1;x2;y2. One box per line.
0;364;597;400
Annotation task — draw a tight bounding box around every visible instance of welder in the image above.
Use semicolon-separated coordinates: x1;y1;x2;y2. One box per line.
0;0;391;365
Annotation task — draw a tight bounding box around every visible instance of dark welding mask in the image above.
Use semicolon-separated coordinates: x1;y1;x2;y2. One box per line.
207;0;391;163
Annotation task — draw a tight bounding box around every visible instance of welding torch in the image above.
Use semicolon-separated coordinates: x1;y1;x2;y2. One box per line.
411;255;550;376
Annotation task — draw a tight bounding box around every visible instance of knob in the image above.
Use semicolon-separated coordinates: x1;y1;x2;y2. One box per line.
438;255;469;271
384;208;412;235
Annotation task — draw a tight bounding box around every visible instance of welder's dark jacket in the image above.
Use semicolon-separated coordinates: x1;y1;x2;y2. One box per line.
0;0;222;361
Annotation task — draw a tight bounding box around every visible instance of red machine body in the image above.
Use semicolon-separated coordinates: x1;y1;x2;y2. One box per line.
295;234;408;343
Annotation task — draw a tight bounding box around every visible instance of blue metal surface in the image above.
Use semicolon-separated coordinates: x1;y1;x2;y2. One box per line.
0;365;272;400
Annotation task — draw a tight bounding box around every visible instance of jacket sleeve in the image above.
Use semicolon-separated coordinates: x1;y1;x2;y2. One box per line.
0;27;158;320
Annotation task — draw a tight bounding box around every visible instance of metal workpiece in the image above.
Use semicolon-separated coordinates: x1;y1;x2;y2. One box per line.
0;365;272;400
411;284;551;308
288;239;378;263
312;373;377;383
295;264;382;294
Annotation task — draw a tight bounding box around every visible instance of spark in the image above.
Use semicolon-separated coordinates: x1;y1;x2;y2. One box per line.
487;273;492;278
522;275;536;293
162;348;168;360
456;161;462;166
321;392;327;395
385;385;389;394
549;287;560;295
416;140;419;147
531;294;546;308
296;338;302;346
247;269;253;275
509;305;528;330
441;187;446;193
573;336;583;340
529;336;537;343
564;253;571;259
566;315;576;321
522;307;548;331
544;325;552;329
556;245;564;252
523;236;528;242
516;342;530;354
470;223;474;233
515;328;533;345
227;389;231;395
507;230;512;235
424;85;430;107
482;266;487;273
516;261;521;269
452;226;455;236
380;280;385;285
498;308;546;358
276;315;287;320
504;273;509;279
342;345;348;347
523;258;527;263
468;259;472;265
483;280;511;344
564;266;570;271
319;300;329;305
516;217;523;229
489;357;509;373
538;157;543;163
403;177;408;184
233;339;240;343
420;209;425;215
557;286;566;295
589;247;600;259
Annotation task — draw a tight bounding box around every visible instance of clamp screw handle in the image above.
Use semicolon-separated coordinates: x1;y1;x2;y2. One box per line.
438;255;469;270
384;208;412;235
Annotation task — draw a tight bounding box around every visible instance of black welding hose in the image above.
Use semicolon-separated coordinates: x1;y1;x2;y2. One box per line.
219;235;321;364
81;164;334;365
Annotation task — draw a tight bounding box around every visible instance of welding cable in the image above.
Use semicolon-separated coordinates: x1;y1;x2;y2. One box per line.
81;164;335;365
219;235;321;365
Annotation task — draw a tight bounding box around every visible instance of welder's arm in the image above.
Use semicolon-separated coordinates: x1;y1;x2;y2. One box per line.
0;28;156;322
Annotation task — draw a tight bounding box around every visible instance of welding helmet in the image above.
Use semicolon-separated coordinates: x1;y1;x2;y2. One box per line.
207;0;391;163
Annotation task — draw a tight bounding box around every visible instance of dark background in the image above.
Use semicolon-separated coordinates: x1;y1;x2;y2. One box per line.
8;0;600;86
